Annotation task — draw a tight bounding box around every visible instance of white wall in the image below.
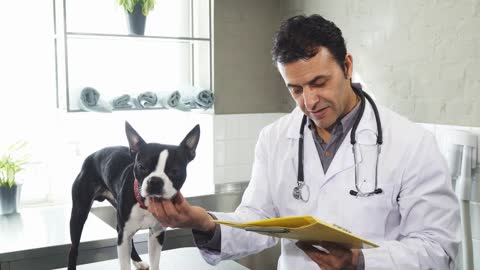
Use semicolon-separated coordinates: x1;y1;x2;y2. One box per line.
213;113;286;184
9;110;214;205
281;0;480;126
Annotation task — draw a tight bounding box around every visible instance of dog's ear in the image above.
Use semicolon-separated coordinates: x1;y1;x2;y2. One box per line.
125;121;146;156
180;124;200;161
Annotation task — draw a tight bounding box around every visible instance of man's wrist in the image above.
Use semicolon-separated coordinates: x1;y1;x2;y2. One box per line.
193;209;216;233
355;250;365;270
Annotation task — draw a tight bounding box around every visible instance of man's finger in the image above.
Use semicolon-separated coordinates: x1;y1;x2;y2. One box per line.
318;241;342;250
296;242;329;258
296;242;333;267
162;198;180;218
172;192;184;204
148;198;171;226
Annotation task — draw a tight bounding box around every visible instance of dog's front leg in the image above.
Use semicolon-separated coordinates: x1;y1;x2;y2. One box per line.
148;226;166;270
118;228;135;270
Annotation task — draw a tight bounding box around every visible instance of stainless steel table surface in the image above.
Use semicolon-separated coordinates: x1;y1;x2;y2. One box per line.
0;205;118;262
53;247;249;270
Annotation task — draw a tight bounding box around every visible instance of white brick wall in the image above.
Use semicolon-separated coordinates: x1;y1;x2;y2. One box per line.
281;0;480;126
213;113;286;184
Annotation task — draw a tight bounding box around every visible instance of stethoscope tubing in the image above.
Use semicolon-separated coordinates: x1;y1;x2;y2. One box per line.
295;85;383;201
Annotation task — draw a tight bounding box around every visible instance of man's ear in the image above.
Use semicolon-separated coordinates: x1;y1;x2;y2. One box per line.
125;121;146;156
180;124;200;161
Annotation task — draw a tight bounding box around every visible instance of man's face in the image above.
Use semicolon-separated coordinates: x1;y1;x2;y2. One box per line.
277;47;353;130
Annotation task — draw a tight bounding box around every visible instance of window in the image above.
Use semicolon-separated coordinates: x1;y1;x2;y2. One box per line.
56;0;212;112
0;0;214;206
0;0;56;203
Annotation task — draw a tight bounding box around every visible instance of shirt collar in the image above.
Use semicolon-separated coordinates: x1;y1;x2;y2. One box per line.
307;99;362;137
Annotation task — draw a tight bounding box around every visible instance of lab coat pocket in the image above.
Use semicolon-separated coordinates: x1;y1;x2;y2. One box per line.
345;186;394;241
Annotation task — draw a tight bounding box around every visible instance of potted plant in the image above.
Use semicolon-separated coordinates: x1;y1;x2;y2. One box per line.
118;0;156;35
0;141;29;215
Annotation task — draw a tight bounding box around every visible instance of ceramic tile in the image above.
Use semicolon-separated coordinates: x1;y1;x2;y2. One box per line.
214;141;226;166
224;140;256;165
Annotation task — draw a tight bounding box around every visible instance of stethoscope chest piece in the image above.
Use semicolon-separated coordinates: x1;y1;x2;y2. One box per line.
293;182;310;202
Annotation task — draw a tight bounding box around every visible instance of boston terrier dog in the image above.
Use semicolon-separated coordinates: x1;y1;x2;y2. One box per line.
68;122;200;270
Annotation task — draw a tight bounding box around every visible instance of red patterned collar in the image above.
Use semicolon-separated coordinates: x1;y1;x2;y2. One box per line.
134;178;147;210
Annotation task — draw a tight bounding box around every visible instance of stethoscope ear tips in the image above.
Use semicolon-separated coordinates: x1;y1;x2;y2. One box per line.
349;190;358;196
374;188;383;194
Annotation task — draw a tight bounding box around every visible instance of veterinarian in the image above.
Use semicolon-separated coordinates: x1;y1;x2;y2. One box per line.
148;14;460;269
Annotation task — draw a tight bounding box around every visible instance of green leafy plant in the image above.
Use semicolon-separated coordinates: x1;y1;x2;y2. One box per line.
118;0;156;16
0;141;29;188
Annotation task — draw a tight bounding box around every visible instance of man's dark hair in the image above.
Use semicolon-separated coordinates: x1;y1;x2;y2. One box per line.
271;14;347;72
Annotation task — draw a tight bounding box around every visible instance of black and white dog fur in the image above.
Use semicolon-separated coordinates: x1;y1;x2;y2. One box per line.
68;122;200;270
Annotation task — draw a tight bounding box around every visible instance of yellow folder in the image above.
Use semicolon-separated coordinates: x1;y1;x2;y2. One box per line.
215;216;378;249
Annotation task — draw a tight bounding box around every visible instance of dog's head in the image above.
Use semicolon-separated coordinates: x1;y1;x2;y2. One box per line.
125;122;200;199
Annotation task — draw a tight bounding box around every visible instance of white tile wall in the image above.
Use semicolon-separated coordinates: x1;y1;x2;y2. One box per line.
213;113;287;184
28;110;215;205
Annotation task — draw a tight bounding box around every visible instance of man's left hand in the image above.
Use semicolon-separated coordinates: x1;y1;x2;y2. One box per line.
296;241;361;270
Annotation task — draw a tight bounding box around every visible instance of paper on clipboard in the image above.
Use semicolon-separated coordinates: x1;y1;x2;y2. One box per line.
214;216;378;249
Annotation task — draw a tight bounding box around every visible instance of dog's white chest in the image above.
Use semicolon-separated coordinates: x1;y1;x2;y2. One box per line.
127;205;162;230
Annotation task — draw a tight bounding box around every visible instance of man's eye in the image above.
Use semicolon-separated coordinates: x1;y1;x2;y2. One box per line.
291;88;303;95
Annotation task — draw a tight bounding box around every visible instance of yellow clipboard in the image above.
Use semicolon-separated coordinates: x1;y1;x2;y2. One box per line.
214;216;378;249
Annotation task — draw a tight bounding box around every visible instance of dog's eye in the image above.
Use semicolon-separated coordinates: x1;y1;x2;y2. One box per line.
169;169;179;178
137;164;147;172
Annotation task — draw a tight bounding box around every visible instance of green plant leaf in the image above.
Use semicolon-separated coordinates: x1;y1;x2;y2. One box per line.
0;141;29;187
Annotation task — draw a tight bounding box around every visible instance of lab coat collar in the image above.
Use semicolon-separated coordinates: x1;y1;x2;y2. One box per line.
324;99;379;181
286;107;304;139
286;99;379;184
285;100;378;141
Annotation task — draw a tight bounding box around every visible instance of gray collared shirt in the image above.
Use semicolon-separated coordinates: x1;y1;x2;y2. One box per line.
309;100;362;173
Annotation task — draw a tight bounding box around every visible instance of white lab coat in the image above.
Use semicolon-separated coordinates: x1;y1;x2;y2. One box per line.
201;103;461;269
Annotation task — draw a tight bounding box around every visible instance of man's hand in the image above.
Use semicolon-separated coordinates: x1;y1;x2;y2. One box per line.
147;192;216;233
296;241;361;270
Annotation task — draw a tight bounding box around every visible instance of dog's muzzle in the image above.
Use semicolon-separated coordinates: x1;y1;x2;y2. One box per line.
147;176;164;196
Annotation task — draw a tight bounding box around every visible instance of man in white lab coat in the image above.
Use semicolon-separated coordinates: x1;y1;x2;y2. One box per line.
148;14;460;269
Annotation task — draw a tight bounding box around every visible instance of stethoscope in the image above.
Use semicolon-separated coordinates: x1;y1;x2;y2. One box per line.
293;84;383;202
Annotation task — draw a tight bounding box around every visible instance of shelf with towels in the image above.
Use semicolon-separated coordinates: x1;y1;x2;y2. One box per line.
54;0;213;113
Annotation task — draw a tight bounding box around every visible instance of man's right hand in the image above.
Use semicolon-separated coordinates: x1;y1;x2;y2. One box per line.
147;192;216;234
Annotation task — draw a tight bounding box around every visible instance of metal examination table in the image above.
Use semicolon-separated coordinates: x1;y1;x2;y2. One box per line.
54;247;248;270
0;189;279;270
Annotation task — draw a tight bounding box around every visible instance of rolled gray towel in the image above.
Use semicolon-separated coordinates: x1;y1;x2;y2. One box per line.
79;87;112;112
158;91;181;108
180;88;215;109
111;94;133;109
136;92;158;108
194;89;215;109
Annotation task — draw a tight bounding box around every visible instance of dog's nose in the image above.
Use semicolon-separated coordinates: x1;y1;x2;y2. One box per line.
148;176;164;195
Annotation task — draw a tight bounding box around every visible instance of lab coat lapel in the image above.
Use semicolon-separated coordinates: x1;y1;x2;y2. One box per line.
303;127;325;181
285;103;378;188
324;101;377;182
286;108;325;188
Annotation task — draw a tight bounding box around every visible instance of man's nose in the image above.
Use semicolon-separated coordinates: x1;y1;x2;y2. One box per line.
303;85;319;111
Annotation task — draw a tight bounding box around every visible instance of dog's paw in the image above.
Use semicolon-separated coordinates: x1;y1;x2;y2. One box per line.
133;260;149;270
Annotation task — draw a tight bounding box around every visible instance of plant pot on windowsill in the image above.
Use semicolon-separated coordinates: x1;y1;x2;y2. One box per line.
0;183;22;215
0;141;29;215
118;0;156;36
126;4;146;35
